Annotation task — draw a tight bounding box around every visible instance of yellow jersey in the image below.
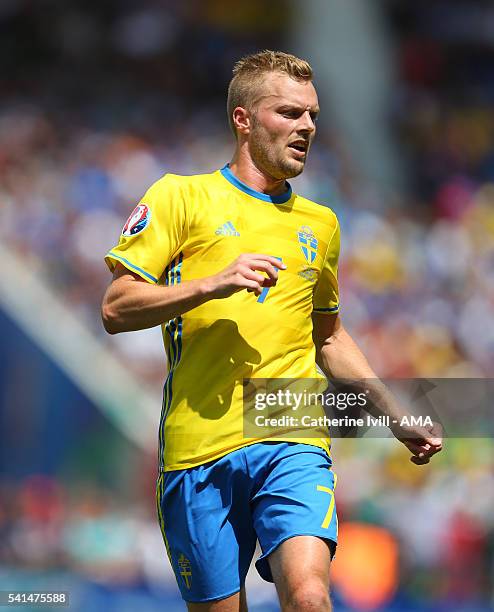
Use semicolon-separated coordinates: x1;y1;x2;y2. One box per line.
105;165;340;471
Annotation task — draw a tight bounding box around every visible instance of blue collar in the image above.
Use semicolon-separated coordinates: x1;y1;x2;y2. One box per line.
220;164;293;204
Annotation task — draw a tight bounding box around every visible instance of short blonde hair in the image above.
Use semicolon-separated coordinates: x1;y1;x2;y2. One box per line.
227;50;313;137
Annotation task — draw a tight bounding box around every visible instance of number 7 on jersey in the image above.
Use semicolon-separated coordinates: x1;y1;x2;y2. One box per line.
257;257;283;303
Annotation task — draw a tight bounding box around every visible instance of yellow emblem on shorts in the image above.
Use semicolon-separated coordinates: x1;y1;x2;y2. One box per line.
178;553;192;589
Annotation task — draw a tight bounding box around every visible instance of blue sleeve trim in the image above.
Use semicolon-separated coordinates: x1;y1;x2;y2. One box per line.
107;252;158;283
313;306;339;313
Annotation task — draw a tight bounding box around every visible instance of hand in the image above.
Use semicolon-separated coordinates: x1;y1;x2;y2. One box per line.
391;420;443;465
205;254;286;299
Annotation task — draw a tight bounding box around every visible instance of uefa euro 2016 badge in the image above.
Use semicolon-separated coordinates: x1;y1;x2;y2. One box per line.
122;204;151;236
297;226;319;282
298;225;318;264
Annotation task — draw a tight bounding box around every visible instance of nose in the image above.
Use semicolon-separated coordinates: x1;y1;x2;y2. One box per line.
298;110;316;134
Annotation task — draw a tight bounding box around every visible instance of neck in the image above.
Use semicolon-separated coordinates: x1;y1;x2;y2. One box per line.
229;149;288;197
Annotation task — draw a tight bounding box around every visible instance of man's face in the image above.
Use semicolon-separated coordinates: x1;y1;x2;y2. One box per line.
247;72;319;180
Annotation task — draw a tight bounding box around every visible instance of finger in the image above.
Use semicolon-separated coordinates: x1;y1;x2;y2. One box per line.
421;439;442;452
402;439;429;455
406;439;439;455
426;422;443;448
244;280;263;296
422;431;442;448
249;276;276;289
246;285;264;294
249;260;279;282
411;455;430;466
243;254;287;269
424;444;442;457
429;437;443;448
414;443;441;461
238;267;266;284
403;428;442;450
402;440;440;464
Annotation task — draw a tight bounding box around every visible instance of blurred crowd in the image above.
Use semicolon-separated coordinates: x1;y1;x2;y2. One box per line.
1;96;493;383
0;474;168;587
1;1;494;610
1;439;493;609
332;437;494;609
0;4;493;383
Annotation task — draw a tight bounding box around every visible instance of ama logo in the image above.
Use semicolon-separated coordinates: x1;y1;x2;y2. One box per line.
122;204;151;236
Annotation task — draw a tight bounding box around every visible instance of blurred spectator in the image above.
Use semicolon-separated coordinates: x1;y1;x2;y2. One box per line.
1;2;494;610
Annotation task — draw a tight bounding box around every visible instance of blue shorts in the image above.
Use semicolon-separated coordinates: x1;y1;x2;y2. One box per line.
156;442;338;603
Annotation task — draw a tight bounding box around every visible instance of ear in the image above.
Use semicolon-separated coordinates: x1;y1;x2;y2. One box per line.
232;106;251;136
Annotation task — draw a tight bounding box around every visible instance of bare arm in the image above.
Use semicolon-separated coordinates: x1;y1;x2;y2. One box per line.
101;254;286;334
312;312;442;464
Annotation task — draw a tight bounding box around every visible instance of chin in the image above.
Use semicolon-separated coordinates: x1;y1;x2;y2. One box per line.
256;152;306;180
280;160;305;179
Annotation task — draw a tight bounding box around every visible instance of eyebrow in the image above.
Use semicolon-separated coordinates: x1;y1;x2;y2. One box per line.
277;104;320;116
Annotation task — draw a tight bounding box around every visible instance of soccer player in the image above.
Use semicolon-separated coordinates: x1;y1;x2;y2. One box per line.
102;51;442;612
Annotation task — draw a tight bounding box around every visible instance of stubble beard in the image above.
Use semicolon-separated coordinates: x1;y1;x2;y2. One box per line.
249;122;306;181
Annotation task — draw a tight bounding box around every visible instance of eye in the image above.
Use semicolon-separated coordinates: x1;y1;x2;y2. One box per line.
280;109;300;119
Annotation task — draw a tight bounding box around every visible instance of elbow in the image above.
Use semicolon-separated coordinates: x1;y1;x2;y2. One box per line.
101;301;121;334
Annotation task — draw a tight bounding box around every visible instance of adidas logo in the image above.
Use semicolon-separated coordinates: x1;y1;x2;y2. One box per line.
215;221;240;236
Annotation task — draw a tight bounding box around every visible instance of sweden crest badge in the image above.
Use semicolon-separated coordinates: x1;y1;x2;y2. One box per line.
297;226;318;264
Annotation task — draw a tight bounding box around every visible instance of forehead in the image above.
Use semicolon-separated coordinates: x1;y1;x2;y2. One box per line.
255;72;318;108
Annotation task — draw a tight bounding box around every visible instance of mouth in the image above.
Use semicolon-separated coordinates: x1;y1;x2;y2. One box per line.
288;141;309;159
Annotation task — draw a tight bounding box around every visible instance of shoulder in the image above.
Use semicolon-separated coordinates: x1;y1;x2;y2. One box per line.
292;192;339;226
143;171;218;206
153;170;219;190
